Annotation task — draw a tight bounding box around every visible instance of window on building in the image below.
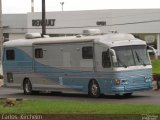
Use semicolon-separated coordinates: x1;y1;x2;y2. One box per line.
6;50;15;60
3;33;9;42
82;46;93;59
35;48;43;58
96;21;106;26
102;51;111;68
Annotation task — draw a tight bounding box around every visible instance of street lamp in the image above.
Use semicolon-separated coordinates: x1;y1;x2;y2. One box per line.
60;2;64;11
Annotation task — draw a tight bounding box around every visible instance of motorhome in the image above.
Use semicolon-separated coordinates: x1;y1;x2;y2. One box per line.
2;29;153;97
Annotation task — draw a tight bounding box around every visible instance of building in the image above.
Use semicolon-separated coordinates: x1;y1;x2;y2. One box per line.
2;9;160;55
2;14;27;41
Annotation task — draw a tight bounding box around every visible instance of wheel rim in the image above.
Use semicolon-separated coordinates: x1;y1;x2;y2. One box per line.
25;81;31;93
91;82;98;96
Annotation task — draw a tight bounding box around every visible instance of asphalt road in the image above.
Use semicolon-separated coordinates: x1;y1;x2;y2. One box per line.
0;87;160;104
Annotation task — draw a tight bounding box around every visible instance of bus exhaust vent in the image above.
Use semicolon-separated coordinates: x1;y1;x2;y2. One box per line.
83;29;101;36
25;33;41;39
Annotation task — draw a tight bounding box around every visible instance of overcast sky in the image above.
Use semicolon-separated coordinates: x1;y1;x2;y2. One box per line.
2;0;160;14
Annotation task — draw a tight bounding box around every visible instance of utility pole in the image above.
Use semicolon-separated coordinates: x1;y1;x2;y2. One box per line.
42;0;46;36
0;0;3;59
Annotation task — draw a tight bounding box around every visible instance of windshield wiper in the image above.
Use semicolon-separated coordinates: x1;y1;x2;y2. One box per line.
117;56;127;68
135;51;146;66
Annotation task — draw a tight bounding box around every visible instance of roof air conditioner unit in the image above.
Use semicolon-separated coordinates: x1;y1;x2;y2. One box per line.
25;33;41;39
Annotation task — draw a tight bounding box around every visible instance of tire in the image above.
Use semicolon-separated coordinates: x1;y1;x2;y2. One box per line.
88;80;100;98
23;79;32;95
115;94;120;97
32;91;40;95
123;93;132;97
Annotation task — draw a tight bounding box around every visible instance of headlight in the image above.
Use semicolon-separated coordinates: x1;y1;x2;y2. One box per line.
121;80;128;85
144;76;152;82
115;80;128;85
115;80;121;85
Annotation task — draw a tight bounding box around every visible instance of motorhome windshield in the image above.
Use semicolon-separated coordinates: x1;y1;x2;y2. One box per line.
112;45;150;67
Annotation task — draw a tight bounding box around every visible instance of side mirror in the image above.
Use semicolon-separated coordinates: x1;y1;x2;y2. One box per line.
147;46;158;60
109;49;117;63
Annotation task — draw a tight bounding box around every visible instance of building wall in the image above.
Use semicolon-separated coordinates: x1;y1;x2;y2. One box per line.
109;9;160;33
2;14;26;41
27;10;111;34
3;9;160;37
9;33;25;40
2;14;27;34
27;9;160;34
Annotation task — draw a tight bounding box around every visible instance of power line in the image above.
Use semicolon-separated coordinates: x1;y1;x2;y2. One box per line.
108;19;160;26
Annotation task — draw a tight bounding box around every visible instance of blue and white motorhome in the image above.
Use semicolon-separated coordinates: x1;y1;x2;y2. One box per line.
2;29;154;97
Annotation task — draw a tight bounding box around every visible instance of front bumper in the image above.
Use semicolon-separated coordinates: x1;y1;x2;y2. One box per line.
111;83;153;94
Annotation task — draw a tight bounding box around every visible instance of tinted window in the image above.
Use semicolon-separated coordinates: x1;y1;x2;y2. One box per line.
35;48;43;58
102;51;111;68
82;46;93;59
6;50;15;60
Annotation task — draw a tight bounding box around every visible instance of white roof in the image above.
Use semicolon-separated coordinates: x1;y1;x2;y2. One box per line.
3;33;146;47
99;33;146;47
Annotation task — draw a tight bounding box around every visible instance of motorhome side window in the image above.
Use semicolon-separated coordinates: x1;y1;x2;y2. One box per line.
82;46;93;59
6;49;15;60
102;51;111;68
35;48;43;58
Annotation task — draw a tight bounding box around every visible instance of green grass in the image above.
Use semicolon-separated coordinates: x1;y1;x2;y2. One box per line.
151;60;160;74
0;99;160;114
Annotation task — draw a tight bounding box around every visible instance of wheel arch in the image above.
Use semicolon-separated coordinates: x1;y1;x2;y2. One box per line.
88;78;101;89
23;77;29;84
